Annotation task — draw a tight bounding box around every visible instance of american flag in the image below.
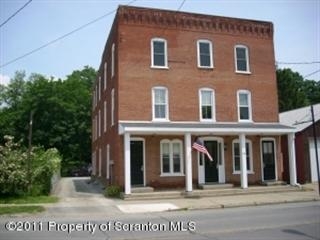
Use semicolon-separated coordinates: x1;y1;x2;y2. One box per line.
192;138;213;161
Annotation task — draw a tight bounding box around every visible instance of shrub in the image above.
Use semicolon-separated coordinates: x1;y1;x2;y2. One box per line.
104;185;121;198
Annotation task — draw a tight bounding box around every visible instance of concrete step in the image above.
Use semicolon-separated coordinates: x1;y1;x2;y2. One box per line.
261;181;287;186
131;186;154;193
198;183;234;190
122;185;303;201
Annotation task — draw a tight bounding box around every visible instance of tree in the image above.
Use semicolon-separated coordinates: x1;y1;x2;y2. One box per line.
276;68;309;112
0;66;96;176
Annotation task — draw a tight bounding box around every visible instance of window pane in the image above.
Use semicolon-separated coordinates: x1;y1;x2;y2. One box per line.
246;143;251;171
202;106;212;119
240;107;249;120
236;47;247;71
199;42;211;67
153;41;165;66
155;89;166;104
201;91;212;105
172;143;181;173
162;143;170;173
239;93;248;106
234;156;240;171
155;105;166;118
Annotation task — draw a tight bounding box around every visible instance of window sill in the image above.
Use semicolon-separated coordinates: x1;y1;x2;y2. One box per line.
235;70;251;75
152;119;170;122
160;173;185;177
238;119;253;123
198;66;214;69
200;119;216;123
150;66;169;70
233;171;254;175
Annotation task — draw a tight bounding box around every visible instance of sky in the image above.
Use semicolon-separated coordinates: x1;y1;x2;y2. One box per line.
0;0;319;85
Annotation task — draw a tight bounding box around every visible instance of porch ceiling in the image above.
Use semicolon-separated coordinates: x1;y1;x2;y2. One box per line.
118;121;295;136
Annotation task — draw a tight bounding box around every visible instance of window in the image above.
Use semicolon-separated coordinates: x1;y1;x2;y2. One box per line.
104;100;107;132
235;45;250;73
98;110;101;137
151;38;168;68
106;144;110;179
98;76;101;101
111;88;114;126
99;148;102;177
233;139;253;173
152;87;169;121
111;43;115;78
104;62;107;90
197;40;213;68
199;88;215;121
160;139;184;175
237;90;252;121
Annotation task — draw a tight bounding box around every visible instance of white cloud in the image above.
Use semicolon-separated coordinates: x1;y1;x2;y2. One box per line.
0;74;10;86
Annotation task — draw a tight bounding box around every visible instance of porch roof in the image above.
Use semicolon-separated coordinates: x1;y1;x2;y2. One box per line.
119;121;295;135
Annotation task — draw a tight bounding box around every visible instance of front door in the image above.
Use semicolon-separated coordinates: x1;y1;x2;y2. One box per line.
262;140;276;181
204;141;219;183
130;140;144;185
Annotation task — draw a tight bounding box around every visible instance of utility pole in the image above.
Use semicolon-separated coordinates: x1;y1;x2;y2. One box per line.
27;110;34;192
311;105;320;195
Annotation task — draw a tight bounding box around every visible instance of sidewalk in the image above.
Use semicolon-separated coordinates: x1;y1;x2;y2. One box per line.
116;183;320;213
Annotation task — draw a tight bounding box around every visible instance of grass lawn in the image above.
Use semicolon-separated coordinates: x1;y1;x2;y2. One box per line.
0;206;45;215
0;195;59;204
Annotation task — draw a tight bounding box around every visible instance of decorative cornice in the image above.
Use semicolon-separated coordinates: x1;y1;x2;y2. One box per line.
117;6;273;39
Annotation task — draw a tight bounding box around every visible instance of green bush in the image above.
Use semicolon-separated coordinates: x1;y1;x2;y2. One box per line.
104;185;121;198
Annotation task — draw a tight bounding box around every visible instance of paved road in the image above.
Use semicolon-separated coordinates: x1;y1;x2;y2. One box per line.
1;202;319;239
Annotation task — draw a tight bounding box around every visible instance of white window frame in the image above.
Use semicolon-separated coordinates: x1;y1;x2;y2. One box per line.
111;43;115;78
151;38;168;68
98;76;101;101
104;100;107;132
232;139;254;174
99;148;102;177
152;86;169;121
237;90;252;122
111;88;114;126
104;61;107;90
160;139;184;176
197;39;214;68
234;45;250;74
98;110;101;137
106;144;110;179
199;88;216;122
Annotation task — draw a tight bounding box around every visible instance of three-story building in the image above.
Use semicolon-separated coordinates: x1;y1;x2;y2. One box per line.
92;5;297;195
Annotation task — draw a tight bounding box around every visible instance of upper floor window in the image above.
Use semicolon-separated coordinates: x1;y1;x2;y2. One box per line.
237;90;252;122
197;40;213;68
104;61;107;90
152;87;169;121
235;45;250;73
111;88;115;126
98;76;101;101
151;38;168;68
111;43;115;78
199;88;215;121
160;139;184;176
232;139;253;173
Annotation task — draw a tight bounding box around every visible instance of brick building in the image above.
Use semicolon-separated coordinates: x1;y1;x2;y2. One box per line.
92;5;297;195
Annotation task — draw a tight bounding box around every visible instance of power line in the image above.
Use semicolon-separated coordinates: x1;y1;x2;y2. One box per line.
0;0;138;69
177;0;187;11
276;61;320;65
304;69;320;79
0;0;32;28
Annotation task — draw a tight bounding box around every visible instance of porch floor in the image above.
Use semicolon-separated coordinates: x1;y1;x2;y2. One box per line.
122;184;305;201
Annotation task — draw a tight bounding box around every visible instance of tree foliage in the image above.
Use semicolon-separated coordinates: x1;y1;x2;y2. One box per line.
0;66;96;176
276;68;320;112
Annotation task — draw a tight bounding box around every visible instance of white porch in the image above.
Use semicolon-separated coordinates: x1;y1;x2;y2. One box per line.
119;121;297;195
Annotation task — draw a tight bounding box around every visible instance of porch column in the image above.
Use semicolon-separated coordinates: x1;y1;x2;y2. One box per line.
239;133;248;189
124;132;131;194
288;133;297;185
185;133;192;192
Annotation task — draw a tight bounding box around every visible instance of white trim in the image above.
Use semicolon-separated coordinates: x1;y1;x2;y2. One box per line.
260;137;278;182
234;44;251;74
106;144;110;179
111;88;114;126
98;110;101;138
98;76;101;101
232;138;254;174
199;88;216;122
197;39;214;69
239;133;248;188
111;43;115;78
151;38;168;68
152;86;169;121
124;133;131;194
104;100;107;132
104;61;107;90
98;148;102;177
237;89;253;122
131;137;146;186
160;139;184;176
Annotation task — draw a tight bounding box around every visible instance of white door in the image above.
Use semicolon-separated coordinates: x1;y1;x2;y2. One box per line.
309;138;320;182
